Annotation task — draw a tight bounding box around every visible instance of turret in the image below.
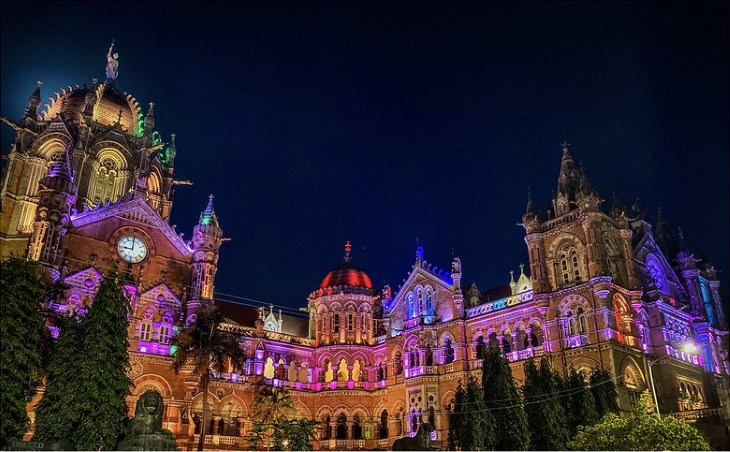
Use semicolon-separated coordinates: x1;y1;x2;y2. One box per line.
553;141;581;217
189;195;224;305
22;81;42;123
677;249;704;318
27;146;77;264
309;242;378;346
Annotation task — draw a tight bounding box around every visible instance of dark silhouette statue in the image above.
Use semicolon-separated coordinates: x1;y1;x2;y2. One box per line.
392;422;435;450
116;390;178;451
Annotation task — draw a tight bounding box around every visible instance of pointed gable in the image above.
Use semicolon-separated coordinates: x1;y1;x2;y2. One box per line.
71;196;191;257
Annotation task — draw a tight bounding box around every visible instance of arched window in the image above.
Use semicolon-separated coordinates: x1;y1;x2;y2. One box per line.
347;312;354;331
395;352;403;375
578;308;587;333
425;289;434;315
555;241;583;287
417;289;424;315
159;325;170;344
323;415;331;439
443;338;455;364
407;293;416;318
139;322;152;341
475;335;485;358
379;410;389;439
487;332;499;349
333;312;340;332
502;332;512;353
424;344;433;366
324;360;334;383
264;357;275;379
352;413;363;439
336;413;348;439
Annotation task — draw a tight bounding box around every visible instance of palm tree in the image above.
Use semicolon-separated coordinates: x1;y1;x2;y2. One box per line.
171;305;246;451
252;385;294;425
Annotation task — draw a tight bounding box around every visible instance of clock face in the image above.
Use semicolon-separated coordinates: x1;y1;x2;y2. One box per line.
646;257;665;290
117;235;148;263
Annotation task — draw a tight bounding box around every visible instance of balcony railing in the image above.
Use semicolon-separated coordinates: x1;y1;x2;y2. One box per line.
670;408;723;422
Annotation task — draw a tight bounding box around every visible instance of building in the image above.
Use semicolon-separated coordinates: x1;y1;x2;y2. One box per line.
1;46;728;450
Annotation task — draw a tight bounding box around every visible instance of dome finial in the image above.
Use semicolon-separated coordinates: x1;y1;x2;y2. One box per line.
344;240;352;262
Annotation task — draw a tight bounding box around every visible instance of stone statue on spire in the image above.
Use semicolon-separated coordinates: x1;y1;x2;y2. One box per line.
106;40;119;82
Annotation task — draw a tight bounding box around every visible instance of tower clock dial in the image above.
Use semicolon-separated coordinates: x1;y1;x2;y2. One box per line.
646;257;665;290
116;235;148;263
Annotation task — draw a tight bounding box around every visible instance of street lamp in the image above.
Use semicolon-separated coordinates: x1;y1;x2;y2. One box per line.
646;341;698;417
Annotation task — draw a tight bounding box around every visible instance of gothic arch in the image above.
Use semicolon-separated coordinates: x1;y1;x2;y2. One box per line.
133;374;173;399
35;136;70;160
558;294;590;314
620;357;646;390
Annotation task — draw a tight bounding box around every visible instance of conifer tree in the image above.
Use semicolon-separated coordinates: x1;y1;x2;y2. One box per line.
560;369;599;436
482;346;530;450
0;257;48;446
523;358;570;450
73;268;132;450
589;367;619;417
33;315;84;444
449;377;496;450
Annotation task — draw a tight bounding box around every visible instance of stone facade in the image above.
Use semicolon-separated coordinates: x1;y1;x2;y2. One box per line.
1;48;728;450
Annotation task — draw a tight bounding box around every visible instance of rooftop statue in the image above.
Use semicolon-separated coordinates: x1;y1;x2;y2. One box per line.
106;40;119;81
116;390;178;451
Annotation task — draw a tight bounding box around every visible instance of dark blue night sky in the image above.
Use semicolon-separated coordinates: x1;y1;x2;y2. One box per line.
2;1;728;314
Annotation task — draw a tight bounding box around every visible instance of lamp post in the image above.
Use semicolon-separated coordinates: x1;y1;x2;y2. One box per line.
646;341;698;417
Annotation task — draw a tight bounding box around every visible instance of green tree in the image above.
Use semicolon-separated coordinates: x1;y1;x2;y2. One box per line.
171;305;247;451
448;377;496;450
73;268;132;450
482;346;530;450
252;385;294;424
568;393;710;451
0;257;48;446
33;314;84;444
589;367;619;417
243;418;267;450
282;418;319;451
522;358;570;450
560;369;599;436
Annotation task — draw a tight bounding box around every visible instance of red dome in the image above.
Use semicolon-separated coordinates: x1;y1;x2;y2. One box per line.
320;262;373;289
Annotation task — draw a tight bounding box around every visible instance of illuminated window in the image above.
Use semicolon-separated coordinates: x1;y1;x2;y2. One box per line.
139;322;152;341
159;325;170;344
407;293;416;318
425;289;434;315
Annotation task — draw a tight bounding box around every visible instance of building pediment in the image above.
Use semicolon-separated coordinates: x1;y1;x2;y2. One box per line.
71;196;191;257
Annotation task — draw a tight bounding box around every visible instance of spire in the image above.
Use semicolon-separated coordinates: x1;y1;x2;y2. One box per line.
144;102;155;135
525;187;538;217
23;81;42;119
344;240;352;263
555;141;580;215
610;185;626;219
198;194;219;227
654;207;678;259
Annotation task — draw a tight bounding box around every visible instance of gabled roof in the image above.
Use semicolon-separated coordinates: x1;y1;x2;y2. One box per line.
71;196;191;257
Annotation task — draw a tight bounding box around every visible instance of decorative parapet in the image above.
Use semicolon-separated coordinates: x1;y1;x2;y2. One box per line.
466;290;534;318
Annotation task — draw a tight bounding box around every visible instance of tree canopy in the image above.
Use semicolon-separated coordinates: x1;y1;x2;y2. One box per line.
523;357;570;450
73;268;132;450
482;346;530;450
0;257;48;446
569;393;710;451
448;377;496;451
